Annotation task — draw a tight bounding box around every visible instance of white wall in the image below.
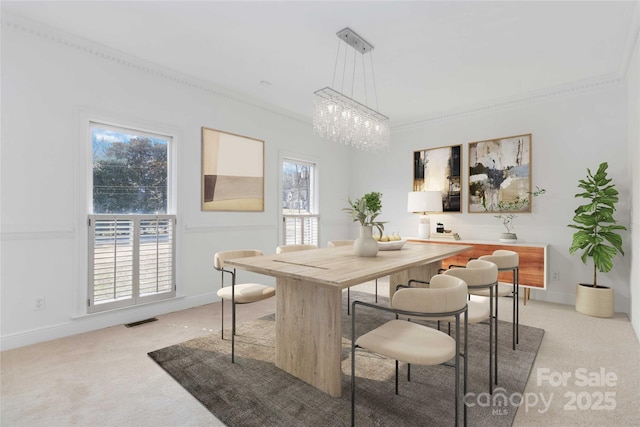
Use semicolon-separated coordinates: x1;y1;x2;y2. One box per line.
627;10;640;341
1;14;635;350
349;85;632;313
0;17;352;350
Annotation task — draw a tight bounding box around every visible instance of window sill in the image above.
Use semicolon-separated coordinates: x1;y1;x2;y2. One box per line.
71;294;186;320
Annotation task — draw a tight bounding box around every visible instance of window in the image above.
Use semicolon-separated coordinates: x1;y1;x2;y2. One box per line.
88;122;175;313
282;158;319;245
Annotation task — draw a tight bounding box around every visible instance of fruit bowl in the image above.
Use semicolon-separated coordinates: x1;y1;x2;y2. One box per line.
377;238;407;251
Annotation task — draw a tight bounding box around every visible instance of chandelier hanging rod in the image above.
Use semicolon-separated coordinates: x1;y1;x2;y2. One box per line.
312;27;390;152
334;28;379;108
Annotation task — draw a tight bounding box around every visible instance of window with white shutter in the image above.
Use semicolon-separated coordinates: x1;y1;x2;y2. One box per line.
282;158;319;245
88;122;175;313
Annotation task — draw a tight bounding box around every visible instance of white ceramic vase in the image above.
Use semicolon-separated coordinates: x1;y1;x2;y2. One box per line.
354;226;379;257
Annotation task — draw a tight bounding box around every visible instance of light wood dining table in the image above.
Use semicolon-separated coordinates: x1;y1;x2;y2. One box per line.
225;242;471;397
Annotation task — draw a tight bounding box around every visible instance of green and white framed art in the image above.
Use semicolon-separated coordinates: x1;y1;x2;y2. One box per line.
468;133;532;213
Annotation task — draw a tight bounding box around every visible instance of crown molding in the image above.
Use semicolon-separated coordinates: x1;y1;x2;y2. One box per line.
1;12;310;126
391;74;625;133
2;11;634;134
619;2;640;80
391;1;637;131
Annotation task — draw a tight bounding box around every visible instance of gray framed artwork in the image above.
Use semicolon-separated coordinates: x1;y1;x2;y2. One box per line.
413;144;462;213
468;133;532;213
201;127;264;212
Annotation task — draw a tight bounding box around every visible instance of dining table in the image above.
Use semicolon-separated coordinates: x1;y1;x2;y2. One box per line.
225;241;472;397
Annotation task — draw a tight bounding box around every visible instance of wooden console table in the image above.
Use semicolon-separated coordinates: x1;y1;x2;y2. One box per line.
408;238;547;302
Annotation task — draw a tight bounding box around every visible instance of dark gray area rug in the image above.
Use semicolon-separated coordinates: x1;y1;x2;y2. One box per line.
149;291;544;426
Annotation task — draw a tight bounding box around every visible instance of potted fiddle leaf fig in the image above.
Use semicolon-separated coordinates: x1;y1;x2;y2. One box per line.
568;162;626;318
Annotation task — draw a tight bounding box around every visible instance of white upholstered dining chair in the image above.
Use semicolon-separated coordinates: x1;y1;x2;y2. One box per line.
476;250;520;350
275;244;318;254
351;274;468;426
441;259;498;392
214;249;275;363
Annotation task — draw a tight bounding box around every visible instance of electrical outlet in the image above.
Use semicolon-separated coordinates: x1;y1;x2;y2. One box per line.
34;297;45;311
552;272;560;280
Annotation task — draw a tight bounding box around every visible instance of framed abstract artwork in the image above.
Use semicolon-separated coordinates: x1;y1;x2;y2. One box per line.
201;127;264;212
468;133;532;213
413;144;462;213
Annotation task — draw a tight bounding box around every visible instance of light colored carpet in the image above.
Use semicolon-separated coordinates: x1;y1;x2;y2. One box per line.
148;291;544;426
1;278;639;426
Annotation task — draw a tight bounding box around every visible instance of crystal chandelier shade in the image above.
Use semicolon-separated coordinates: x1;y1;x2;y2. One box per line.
312;28;390;153
313;87;390;152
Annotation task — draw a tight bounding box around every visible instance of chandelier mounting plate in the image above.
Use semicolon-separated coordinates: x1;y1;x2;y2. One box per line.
336;28;373;54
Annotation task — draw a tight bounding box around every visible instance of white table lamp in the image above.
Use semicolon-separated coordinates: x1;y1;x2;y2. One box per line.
407;191;443;239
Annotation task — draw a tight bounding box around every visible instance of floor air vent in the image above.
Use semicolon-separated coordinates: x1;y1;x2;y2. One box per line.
124;317;158;328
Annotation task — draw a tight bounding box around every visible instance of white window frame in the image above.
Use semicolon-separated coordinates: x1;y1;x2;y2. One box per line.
280;152;320;245
78;115;178;314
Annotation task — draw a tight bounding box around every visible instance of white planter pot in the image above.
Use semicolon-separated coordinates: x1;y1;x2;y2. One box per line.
575;283;614;318
500;232;518;243
354;226;379;257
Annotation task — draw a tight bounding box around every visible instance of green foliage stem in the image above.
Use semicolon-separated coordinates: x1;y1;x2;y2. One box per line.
492;186;546;233
342;192;386;236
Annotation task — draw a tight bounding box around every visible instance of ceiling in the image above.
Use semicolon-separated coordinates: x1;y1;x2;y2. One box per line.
3;1;638;127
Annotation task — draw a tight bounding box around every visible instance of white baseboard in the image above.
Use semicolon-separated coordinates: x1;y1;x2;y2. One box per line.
528;288;575;306
528;287;630;315
0;293;218;351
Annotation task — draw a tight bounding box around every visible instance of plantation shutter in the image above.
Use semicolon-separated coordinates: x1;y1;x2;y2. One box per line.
283;214;319;246
88;215;176;312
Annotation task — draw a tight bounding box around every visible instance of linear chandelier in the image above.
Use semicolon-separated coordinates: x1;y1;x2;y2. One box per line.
313;28;390;153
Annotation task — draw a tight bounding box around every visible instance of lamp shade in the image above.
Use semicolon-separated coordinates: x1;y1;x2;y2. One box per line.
407;191;443;213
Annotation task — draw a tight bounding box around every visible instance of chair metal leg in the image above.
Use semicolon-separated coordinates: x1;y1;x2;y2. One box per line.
220;296;225;340
493;285;499;385
395;360;399;394
489;286;494;394
231;301;236;363
375;279;378;303
509;267;520;350
455;315;460;427
452;315;469;427
515;268;520;346
463;311;468;426
351;306;357;427
512;269;516;350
